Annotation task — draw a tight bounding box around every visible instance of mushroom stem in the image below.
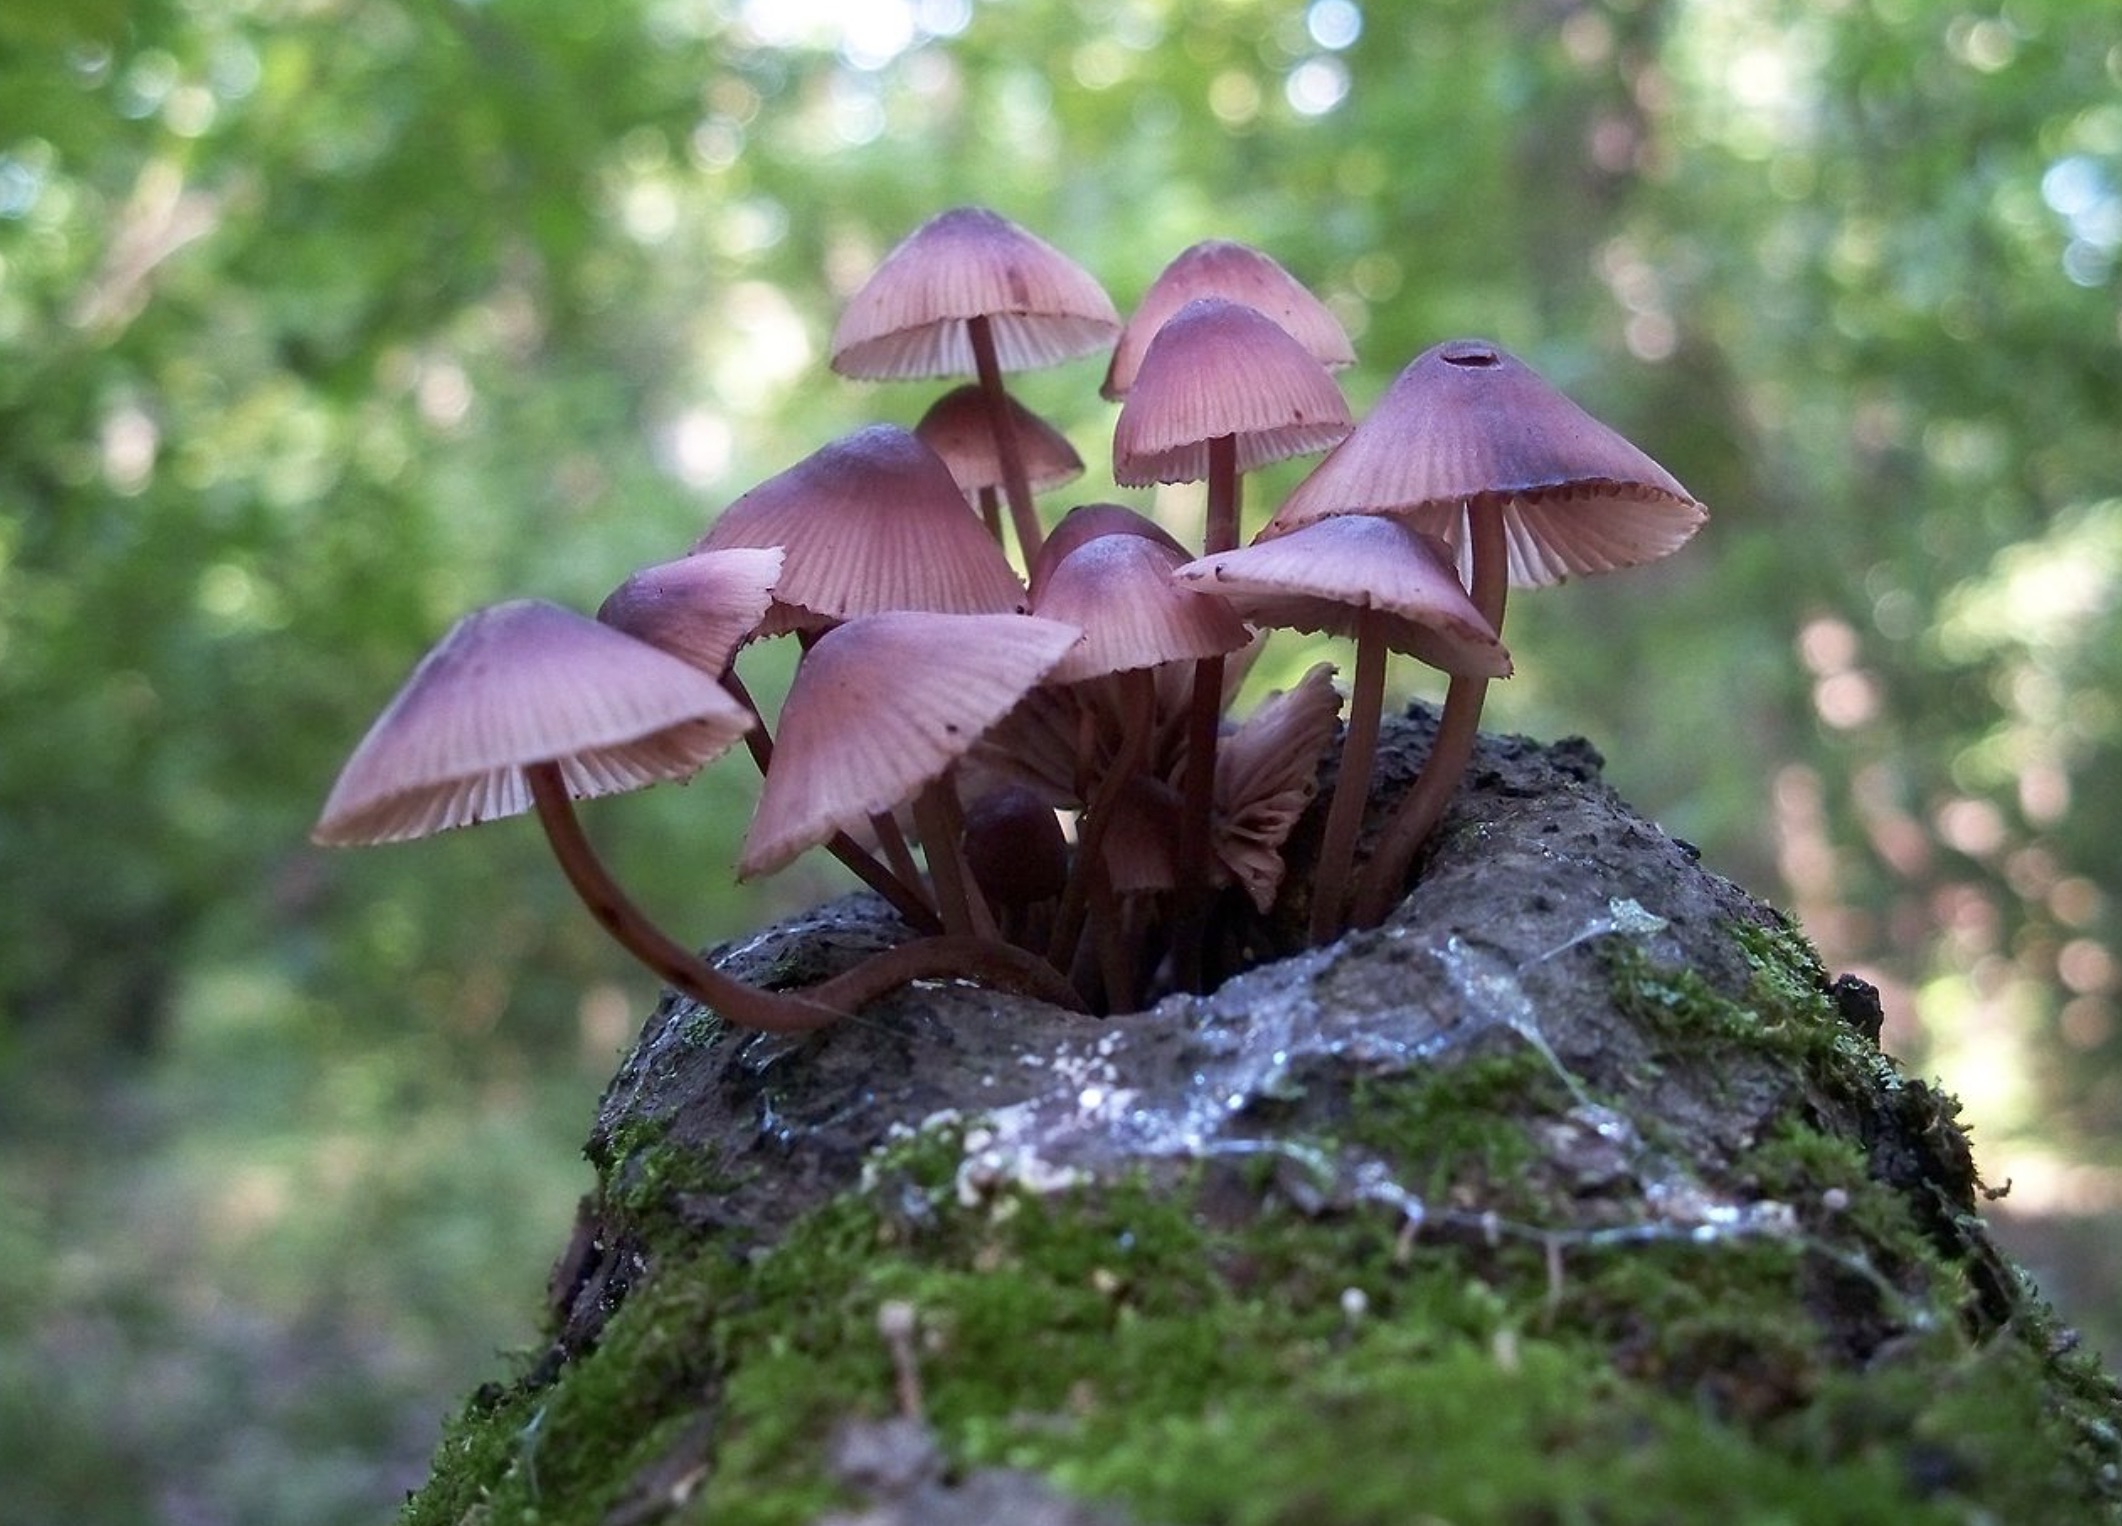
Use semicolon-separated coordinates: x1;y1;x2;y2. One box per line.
966;313;1044;565
1349;501;1511;927
721;667;943;934
912;777;998;942
1171;435;1241;988
1308;606;1387;945
527;761;845;1032
529;762;1085;1020
1047;668;1155;972
974;483;1004;544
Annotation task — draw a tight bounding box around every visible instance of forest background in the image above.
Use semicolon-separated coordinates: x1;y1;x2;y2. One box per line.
2;0;2118;1521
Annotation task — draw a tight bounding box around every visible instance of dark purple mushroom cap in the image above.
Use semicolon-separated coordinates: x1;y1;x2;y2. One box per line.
913;384;1085;499
313;600;754;846
1261;338;1705;587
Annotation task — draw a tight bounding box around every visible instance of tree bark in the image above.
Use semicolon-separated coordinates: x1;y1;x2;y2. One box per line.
400;707;2122;1526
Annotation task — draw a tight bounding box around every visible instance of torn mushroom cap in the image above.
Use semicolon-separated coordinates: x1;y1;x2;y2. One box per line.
313;599;754;847
739;610;1082;879
1032;530;1250;686
1175;515;1512;680
693;424;1026;629
1261;338;1705;587
595;546;783;675
1111;297;1353;486
1103;239;1354;401
914;384;1084;500
829;206;1121;379
1214;662;1343;911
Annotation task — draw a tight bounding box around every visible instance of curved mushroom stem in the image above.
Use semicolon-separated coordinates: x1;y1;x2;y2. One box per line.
1349;501;1510;929
720;666;943;934
528;761;845;1032
528;763;1085;1024
966;313;1043;565
1308;606;1387;945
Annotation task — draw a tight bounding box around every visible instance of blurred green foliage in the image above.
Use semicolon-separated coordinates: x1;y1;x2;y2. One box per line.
2;0;2119;1519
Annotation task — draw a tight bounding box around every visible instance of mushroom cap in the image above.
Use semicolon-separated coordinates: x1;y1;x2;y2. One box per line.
595;546;784;675
913;384;1085;499
1174;515;1512;680
313;600;754;846
1111;297;1353;486
1261;338;1706;587
1033;530;1251;685
1103;239;1354;401
1027;502;1190;603
740;610;1082;879
693;424;1027;628
829;206;1121;380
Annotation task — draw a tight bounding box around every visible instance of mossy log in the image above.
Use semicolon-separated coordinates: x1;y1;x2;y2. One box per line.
405;707;2122;1525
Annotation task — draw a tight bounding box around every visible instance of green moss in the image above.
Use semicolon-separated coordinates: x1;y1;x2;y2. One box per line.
402;920;2120;1524
404;1084;2120;1525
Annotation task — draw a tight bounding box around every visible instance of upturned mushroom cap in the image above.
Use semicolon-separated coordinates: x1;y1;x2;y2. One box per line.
913;384;1084;500
313;599;754;846
829;206;1121;380
1111;297;1353;486
1032;531;1251;685
739;610;1082;879
693;424;1027;627
595;546;784;675
1214;662;1343;910
1175;515;1512;680
1103;239;1354;401
1260;338;1705;587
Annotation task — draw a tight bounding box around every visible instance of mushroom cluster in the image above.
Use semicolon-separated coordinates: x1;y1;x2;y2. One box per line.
315;207;1704;1026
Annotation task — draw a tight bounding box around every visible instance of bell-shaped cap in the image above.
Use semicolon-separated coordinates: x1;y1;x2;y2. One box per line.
1112;298;1352;486
693;424;1026;628
313;600;754;846
1033;531;1251;685
1262;338;1705;587
1175;515;1512;680
914;384;1084;500
595;546;783;675
1027;503;1190;603
1214;662;1343;910
830;206;1121;380
740;611;1082;878
1104;239;1354;400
